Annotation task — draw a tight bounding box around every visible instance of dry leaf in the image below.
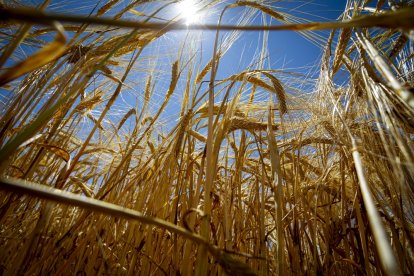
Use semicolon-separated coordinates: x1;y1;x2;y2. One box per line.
35;143;71;162
0;27;66;86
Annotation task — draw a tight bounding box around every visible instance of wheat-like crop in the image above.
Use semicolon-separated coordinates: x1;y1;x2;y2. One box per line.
0;1;413;275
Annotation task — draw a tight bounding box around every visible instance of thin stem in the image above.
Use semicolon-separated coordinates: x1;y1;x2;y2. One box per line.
1;6;414;32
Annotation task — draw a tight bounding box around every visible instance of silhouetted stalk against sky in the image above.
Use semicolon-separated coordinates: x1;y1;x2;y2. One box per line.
195;4;232;275
1;6;414;32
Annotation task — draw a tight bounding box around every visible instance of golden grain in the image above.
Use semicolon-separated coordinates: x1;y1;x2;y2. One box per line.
0;2;412;275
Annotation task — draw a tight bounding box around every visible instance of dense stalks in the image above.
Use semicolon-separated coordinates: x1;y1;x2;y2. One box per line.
1;0;413;275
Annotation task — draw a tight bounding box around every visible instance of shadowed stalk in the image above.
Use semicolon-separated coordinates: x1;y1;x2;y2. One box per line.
351;138;399;275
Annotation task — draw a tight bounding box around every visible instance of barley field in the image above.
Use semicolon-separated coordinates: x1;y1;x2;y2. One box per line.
0;0;414;275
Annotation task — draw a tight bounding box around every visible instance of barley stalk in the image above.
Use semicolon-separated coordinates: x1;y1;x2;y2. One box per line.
0;2;413;275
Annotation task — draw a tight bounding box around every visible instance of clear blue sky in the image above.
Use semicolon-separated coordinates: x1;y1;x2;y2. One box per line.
1;1;350;132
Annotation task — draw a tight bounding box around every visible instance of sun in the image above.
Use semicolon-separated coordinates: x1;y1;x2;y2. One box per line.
177;0;203;26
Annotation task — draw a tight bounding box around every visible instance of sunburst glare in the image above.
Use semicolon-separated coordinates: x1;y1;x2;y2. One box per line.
177;0;203;26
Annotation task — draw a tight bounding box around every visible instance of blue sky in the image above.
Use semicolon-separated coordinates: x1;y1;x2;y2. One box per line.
1;1;350;135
